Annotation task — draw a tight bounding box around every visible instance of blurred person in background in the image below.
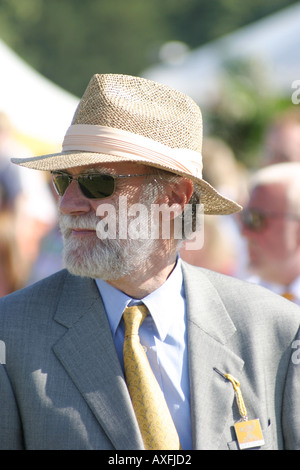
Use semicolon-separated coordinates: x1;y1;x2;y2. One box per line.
0;111;59;289
0;210;21;297
0;112;23;210
240;162;300;304
262;108;300;166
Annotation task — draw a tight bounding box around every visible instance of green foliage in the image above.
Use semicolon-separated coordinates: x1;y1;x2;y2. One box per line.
0;0;168;95
0;0;297;96
204;58;292;167
161;0;298;47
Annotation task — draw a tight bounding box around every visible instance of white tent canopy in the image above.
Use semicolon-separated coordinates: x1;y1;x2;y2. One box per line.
0;38;79;151
143;3;300;106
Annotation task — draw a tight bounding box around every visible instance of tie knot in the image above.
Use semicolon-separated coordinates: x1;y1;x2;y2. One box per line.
123;304;149;336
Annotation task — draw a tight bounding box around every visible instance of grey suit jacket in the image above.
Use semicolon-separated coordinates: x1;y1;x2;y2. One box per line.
0;262;300;450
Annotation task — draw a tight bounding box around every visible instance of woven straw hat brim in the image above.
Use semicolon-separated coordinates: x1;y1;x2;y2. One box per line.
12;150;242;215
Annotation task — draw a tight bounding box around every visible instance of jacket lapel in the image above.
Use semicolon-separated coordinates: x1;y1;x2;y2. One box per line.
182;263;244;449
52;272;143;450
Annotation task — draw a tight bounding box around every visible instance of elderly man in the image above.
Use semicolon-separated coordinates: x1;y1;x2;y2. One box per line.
241;162;300;305
0;74;300;450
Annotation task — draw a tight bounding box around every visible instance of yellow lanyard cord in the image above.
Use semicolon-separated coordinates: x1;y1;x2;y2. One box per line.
224;373;248;420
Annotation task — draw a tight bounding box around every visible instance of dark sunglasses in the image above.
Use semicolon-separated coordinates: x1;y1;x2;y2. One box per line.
51;171;152;199
241;208;300;232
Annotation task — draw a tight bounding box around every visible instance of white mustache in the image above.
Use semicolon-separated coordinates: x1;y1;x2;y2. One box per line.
58;213;99;233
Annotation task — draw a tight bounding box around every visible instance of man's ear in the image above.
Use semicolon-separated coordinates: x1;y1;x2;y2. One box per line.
169;178;194;207
162;177;194;218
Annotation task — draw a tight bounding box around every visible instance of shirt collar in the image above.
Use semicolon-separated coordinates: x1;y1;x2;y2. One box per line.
95;258;185;341
287;276;300;300
142;258;185;340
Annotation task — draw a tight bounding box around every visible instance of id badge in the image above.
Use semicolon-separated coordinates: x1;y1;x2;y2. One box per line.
213;369;265;450
234;419;265;450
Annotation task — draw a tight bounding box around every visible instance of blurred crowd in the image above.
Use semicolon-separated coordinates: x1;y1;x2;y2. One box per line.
0;112;63;297
181;106;300;305
1;106;300;304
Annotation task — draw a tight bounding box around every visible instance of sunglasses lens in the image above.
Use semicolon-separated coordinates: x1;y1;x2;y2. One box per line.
52;174;70;196
52;173;116;199
242;210;265;231
78;174;116;199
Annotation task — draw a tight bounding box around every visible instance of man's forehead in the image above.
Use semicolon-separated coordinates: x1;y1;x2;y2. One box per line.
62;162;151;176
249;182;287;209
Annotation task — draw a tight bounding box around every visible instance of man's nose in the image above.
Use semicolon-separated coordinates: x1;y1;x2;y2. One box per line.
58;180;92;215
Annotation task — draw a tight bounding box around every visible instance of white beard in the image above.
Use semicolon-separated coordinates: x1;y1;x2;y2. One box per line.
58;211;159;280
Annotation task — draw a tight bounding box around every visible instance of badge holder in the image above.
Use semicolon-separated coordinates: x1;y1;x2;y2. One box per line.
214;369;265;450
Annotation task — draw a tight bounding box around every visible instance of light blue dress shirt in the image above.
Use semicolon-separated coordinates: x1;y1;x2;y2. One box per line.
95;258;192;450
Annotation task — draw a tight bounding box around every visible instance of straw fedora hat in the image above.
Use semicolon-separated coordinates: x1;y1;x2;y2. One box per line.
12;73;242;215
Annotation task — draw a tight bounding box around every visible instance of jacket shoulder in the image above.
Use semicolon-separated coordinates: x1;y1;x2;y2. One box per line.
0;270;70;323
0;269;68;301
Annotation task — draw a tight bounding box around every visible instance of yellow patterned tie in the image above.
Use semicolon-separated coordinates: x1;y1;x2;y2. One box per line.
123;304;181;450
